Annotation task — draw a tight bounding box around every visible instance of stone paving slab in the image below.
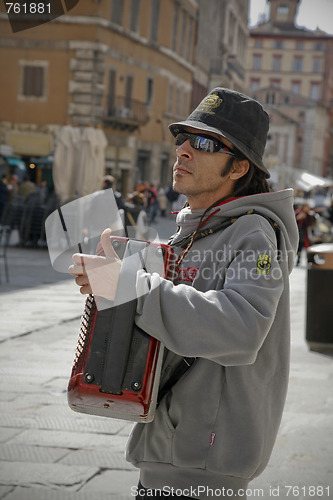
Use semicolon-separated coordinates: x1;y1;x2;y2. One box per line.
0;428;23;444
59;449;136;470
9;429;128;450
0;443;69;463
79;469;139;498
0;461;99;491
0;410;128;435
0;280;85;341
0;486;13;499
3;486;131;500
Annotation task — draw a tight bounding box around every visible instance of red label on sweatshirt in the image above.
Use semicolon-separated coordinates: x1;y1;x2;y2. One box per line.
176;267;199;282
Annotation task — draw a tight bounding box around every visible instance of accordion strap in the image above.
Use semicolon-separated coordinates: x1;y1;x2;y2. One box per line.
158;209;280;400
158;356;196;403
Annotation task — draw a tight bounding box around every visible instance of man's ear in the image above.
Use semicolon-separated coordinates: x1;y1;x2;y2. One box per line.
230;159;250;180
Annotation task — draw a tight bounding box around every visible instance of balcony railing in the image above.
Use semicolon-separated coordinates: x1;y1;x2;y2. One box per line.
104;96;150;130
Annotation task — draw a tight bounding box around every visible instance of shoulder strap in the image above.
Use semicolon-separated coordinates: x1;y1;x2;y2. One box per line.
158;356;196;404
171;209;280;249
159;210;280;400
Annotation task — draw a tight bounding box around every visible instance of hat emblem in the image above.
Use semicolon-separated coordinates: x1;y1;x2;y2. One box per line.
197;93;222;114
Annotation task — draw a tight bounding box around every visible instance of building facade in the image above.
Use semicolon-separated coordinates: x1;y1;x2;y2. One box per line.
0;0;199;195
247;0;333;180
192;0;249;107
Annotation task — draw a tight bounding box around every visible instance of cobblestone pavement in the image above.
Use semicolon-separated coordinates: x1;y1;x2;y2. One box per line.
0;218;332;499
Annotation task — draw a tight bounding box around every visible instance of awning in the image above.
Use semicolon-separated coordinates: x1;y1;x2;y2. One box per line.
295;170;333;192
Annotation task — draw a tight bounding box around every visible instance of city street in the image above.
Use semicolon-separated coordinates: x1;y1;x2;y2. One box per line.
0;216;332;500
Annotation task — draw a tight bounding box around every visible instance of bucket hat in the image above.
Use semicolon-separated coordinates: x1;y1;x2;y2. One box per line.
169;87;270;177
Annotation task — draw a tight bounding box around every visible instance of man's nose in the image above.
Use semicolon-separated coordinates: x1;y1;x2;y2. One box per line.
176;139;193;159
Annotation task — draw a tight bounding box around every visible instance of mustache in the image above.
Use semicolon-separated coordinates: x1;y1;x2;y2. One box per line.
174;158;192;172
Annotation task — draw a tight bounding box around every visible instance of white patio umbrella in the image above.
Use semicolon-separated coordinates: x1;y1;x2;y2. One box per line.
76;127;108;197
52;125;80;203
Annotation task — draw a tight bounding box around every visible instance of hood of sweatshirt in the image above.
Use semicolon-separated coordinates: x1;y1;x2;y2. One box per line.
172;189;299;273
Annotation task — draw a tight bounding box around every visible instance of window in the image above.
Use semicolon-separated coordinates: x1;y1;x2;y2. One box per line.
291;81;301;94
111;0;124;25
228;12;236;48
182;90;188;117
107;69;116;115
23;66;44;96
273;55;282;72
270;79;281;88
19;62;47;99
296;41;304;50
273;40;284;49
253;54;262;70
250;79;260;90
277;5;289;15
129;0;140;32
313;57;322;73
125;75;133;109
137;150;151;182
313;42;325;51
175;87;181;116
254;40;262;48
168;83;174;113
292;56;303;72
150;0;160;43
266;92;275;105
310;83;320;100
172;2;179;52
146;77;154;106
186;17;193;61
179;9;186;57
160;152;170;186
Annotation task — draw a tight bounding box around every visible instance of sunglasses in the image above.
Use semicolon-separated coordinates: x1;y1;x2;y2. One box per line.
175;131;235;155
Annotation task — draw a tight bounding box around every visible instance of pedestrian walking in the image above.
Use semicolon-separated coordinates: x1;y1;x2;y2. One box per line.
69;88;299;500
295;203;314;266
157;185;168;217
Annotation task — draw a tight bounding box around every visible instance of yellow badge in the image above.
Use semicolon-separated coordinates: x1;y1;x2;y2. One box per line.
256;254;271;275
197;93;222;114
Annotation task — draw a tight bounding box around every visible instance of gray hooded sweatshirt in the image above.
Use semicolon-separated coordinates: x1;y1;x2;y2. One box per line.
126;189;299;499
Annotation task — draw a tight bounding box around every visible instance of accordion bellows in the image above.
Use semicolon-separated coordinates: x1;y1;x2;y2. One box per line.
67;237;174;423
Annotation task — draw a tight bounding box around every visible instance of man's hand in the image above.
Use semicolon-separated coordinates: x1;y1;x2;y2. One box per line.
68;228;121;301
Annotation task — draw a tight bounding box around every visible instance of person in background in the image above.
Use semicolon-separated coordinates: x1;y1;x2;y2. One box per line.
295;203;314;266
157;185;168;217
102;175;148;238
0;175;9;220
143;182;158;224
5;173;19;200
325;199;333;225
101;175;126;209
18;175;36;199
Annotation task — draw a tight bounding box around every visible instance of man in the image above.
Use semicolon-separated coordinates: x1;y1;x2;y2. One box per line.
102;174;149;239
69;88;299;499
295;203;314;266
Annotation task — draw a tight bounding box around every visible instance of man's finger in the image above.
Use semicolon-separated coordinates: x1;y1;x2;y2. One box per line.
100;228;120;260
68;263;85;275
72;253;89;265
79;284;92;295
75;275;90;287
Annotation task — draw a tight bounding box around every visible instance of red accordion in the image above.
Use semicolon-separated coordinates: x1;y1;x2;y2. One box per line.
67;237;174;423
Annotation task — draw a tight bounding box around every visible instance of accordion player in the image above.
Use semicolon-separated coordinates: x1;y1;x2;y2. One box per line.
67;236;175;423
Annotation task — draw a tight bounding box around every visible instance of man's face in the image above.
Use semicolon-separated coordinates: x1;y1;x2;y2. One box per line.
172;126;236;209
